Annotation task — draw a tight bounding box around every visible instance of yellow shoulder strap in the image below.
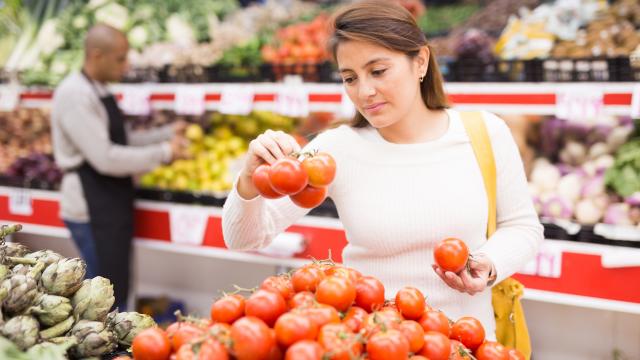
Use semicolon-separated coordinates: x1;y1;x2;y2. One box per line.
460;111;497;237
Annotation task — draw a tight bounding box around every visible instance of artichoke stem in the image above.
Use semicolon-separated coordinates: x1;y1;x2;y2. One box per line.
0;287;7;302
40;316;75;340
7;257;37;266
48;336;78;346
28;261;46;279
0;225;22;240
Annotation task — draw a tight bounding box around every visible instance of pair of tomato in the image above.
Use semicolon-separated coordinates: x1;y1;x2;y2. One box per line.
131;325;230;360
252;152;336;208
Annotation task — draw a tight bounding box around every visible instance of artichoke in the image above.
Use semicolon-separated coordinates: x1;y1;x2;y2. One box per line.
4;242;29;257
113;312;157;346
10;264;30;276
41;258;86;297
1;274;40;314
29;294;73;326
24;250;64;268
0;315;39;350
72;277;115;321
71;320;117;357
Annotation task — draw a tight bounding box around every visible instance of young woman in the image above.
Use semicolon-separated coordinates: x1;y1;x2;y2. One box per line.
222;0;543;339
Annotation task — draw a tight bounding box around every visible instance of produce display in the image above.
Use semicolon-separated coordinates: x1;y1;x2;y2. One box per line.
0;108;52;173
124;240;524;360
0;224;157;359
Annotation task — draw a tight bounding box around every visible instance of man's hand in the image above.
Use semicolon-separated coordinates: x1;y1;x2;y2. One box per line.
169;136;188;162
432;253;495;296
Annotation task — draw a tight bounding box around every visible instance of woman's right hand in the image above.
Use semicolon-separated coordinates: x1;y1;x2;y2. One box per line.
237;129;301;200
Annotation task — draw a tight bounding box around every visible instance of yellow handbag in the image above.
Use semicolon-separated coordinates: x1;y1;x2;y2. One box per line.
460;111;532;359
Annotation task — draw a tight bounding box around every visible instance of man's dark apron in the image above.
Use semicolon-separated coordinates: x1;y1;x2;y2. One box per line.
77;71;134;307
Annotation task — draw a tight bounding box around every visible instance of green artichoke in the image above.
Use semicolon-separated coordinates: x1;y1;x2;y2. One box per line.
40;258;86;297
70;320;117;358
29;294;73;326
1;274;40;314
72;277;115;321
0;315;39;350
4;242;29;258
113;312;157;346
24;250;63;268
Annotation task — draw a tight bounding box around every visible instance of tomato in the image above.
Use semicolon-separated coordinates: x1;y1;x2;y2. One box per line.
354;276;385;313
450;317;485;351
176;338;229;360
253;164;284;199
418;331;451;360
450;339;472;360
317;323;362;360
362;310;402;338
297;303;341;329
315;276;356;312
507;348;526;360
292;266;326;293
324;265;361;284
366;328;410;360
342;306;368;333
395;287;426;320
475;341;509;360
230;317;275;360
289;291;316;309
274;312;318;348
409;357;429;360
290;185;327;208
268;158;308;195
210;294;245;324
301;152;336;187
245;289;287;327
285;340;324;360
418;310;451;337
433;238;469;273
399;320;425;353
261;275;294;300
132;327;171;360
208;323;232;350
266;329;284;360
169;323;205;353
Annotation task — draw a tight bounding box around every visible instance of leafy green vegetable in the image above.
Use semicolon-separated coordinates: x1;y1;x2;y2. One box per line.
605;138;640;197
417;4;479;36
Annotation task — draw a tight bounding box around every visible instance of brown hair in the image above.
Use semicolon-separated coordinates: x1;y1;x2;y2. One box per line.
329;0;449;128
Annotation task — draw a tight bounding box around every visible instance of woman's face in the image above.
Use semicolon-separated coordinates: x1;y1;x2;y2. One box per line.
336;40;427;129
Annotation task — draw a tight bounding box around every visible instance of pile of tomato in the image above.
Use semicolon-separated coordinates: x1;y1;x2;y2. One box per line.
128;253;525;360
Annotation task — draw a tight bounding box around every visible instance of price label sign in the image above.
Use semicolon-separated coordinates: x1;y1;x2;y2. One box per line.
8;188;32;216
174;86;206;115
519;241;563;278
631;85;640;119
556;87;604;122
118;87;151;116
219;85;254;115
276;86;309;118
169;206;208;246
0;85;20;112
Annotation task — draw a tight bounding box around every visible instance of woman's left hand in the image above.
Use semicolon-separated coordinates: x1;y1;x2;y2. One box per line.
432;253;495;296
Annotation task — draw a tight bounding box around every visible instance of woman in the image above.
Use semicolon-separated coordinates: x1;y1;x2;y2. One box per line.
222;0;543;339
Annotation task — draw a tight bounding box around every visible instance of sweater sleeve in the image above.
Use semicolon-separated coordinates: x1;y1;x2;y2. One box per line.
222;131;336;251
127;124;174;146
475;112;544;284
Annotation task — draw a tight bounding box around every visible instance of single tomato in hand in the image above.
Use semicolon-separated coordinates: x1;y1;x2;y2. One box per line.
433;238;469;273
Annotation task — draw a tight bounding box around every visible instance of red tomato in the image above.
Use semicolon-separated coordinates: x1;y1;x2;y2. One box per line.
176;338;229;360
268;158;308;195
208;323;232;350
301;152;336;187
342;306;368;333
274;312;318;348
252;164;284;199
290;185;327;208
298;303;341;329
245;289;287;327
285;340;324;360
475;341;509;360
418;310;451;337
450;317;485;351
210;294;245;324
354;276;385;313
507;348;526;360
261;275;294;300
292;266;326;293
315;276;356;312
289;291;316;309
450;339;472;360
409;357;429;360
266;329;283;360
395;287;426;320
230;317;275;360
399;320;425;353
419;331;451;360
169;323;205;353
362;310;402;338
366;329;410;360
317;323;362;360
132;327;171;360
433;238;469;273
324;265;361;285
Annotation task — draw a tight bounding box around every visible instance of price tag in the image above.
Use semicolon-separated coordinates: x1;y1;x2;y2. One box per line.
339;88;356;119
219;85;254;115
555;87;604;123
257;232;306;258
118;87;151;116
0;85;20;112
169;206;208;246
8;188;32;216
519;241;563;278
174;86;206;115
276;85;309;118
631;85;640;119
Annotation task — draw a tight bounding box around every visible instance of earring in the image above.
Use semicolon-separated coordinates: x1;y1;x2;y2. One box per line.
419;75;424;83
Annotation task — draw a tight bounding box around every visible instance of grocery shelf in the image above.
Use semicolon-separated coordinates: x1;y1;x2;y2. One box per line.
1;185;640;314
5;82;639;116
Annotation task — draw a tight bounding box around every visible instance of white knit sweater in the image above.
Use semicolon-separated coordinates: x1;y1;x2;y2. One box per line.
222;109;544;338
